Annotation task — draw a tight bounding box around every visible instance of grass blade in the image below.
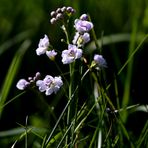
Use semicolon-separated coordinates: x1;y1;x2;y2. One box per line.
0;40;31;117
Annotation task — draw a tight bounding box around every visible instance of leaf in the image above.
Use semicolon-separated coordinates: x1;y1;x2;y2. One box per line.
0;40;31;117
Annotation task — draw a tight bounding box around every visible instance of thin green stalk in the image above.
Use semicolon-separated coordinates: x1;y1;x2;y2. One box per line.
45;97;72;146
88;15;101;53
74;100;98;133
105;34;148;96
117;114;135;148
66;62;74;146
45;68;90;147
89;123;99;148
25;116;28;148
61;23;70;44
0;91;26;109
70;88;79;148
121;17;138;122
57;121;74;148
117;34;148;76
137;120;148;148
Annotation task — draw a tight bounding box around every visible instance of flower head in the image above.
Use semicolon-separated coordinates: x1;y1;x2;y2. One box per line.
93;54;107;70
73;32;90;46
16;79;30;90
74;19;93;33
61;44;82;64
36;35;50;55
36;75;63;96
46;50;57;60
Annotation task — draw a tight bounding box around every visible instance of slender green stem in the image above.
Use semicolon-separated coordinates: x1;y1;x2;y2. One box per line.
25;116;28;148
66;62;75;146
45;97;72;146
88;15;101;53
61;22;70;44
117;34;148;76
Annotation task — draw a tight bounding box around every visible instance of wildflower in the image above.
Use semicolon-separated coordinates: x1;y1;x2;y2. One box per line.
72;32;90;46
16;79;30;90
46;50;57;60
61;44;82;64
93;54;107;70
36;75;63;96
36;35;50;55
74;19;93;33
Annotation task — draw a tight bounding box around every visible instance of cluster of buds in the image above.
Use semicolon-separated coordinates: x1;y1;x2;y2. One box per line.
73;14;93;47
50;6;76;24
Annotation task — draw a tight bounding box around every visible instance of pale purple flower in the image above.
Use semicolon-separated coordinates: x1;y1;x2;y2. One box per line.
45;76;63;95
93;54;107;69
46;50;57;60
61;44;82;64
74;19;93;33
36;35;50;55
72;32;80;45
16;79;30;90
72;32;90;46
81;32;90;44
36;75;63;96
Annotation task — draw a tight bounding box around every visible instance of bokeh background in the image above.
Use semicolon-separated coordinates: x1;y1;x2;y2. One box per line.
0;0;148;147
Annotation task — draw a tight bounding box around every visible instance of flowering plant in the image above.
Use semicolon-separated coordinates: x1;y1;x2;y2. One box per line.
4;5;146;148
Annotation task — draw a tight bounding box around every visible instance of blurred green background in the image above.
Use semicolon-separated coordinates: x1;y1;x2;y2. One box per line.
0;0;148;147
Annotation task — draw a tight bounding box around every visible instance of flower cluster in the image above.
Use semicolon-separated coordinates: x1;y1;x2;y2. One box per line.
36;34;49;56
60;14;93;64
36;75;63;96
16;6;106;96
36;34;57;60
72;14;93;47
16;72;63;96
61;44;82;64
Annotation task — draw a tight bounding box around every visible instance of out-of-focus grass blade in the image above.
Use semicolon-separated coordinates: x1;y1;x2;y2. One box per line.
8;126;47;148
136;120;148;148
121;18;137;122
0;30;32;56
0;127;26;137
86;33;130;53
0;126;47;138
135;105;148;112
0;40;31;117
46;132;62;148
86;33;147;54
97;130;102;148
